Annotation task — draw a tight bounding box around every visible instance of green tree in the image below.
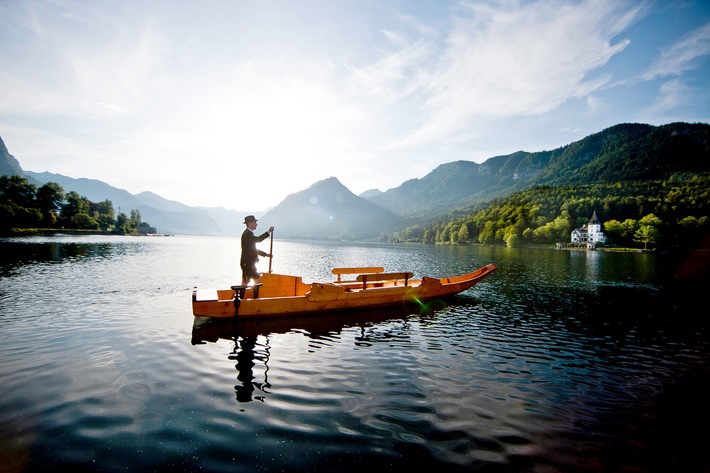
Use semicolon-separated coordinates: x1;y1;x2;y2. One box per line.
60;191;89;226
0;176;42;229
522;227;534;242
532;221;555;243
634;225;660;250
94;200;115;230
619;219;638;242
0;175;36;208
602;219;623;242
438;224;450;244
639;213;662;228
115;212;129;234
506;233;520;247
478;220;496;244
112;209;148;234
36;182;64;226
458;223;470;243
676;215;709;247
72;212;100;230
552;215;572;242
634;214;662;249
422;228;434;244
129;209;142;232
0;202;42;229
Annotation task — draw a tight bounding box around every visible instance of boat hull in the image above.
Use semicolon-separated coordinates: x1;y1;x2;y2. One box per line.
192;263;496;319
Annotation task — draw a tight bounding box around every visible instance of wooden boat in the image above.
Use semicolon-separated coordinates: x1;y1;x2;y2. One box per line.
192;263;496;319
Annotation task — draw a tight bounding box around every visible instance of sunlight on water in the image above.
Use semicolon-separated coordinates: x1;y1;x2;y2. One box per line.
1;235;708;472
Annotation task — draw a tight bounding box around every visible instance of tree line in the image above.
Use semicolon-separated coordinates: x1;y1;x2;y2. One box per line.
392;175;710;250
0;175;156;235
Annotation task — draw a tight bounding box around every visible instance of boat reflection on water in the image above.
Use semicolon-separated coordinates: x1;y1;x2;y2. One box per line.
190;301;450;403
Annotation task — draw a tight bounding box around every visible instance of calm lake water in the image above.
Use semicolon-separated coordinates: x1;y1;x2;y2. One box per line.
1;235;708;473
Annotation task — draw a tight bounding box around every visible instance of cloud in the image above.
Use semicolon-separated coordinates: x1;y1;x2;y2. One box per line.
1;0;707;211
643;21;710;80
0;4;167;119
635;21;710;121
363;0;644;149
345;35;434;107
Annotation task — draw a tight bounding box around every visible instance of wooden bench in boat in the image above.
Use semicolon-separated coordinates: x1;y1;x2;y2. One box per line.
332;266;384;282
355;271;413;289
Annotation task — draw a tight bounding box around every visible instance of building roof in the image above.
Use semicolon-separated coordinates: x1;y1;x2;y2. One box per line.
589;211;600;225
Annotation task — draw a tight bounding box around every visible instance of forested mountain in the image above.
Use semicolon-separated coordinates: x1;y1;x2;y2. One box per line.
366;122;710;219
393;176;709;249
2;121;709;243
529;122;709;184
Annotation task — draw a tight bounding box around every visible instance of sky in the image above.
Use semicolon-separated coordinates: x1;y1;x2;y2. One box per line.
1;0;709;212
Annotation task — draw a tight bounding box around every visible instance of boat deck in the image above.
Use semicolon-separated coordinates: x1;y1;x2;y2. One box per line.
195;271;420;302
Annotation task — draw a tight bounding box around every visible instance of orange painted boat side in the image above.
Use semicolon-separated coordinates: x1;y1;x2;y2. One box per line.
192;263;496;319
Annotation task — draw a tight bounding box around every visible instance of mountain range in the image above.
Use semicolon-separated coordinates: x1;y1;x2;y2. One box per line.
2;121;709;238
363;122;710;218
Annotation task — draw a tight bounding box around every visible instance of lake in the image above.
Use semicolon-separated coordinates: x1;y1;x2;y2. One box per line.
1;235;708;472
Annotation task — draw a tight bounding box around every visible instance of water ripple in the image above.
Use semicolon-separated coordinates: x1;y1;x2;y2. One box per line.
2;237;709;472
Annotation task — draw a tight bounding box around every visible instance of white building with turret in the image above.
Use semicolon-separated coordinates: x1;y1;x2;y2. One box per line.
571;211;607;245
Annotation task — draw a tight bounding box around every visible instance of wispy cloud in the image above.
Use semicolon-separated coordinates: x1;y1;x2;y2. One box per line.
389;0;644;148
0;0;707;210
637;21;710;119
643;21;710;80
0;3;167;118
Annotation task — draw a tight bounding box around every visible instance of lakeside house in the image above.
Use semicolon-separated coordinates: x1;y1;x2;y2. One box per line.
571;211;607;247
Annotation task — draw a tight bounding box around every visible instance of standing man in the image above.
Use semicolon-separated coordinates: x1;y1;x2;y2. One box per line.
240;215;274;285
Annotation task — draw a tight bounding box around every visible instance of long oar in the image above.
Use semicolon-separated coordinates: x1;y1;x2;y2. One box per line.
268;229;274;274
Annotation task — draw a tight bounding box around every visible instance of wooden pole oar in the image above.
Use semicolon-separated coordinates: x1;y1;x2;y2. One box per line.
268;229;274;273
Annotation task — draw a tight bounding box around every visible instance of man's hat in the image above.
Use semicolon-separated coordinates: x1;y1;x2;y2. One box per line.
243;215;258;224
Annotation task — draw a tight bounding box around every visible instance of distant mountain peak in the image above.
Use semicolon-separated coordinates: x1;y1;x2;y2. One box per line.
310;176;346;191
359;188;383;199
3;121;709;238
0;136;25;177
261;177;407;239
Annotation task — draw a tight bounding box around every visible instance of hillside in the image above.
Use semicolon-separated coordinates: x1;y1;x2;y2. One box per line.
366;122;710;219
0;139;25;178
531;122;710;185
3;121;709;238
23;171;236;236
398;176;710;249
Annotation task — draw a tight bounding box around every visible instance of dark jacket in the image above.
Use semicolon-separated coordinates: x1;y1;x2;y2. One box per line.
240;228;270;265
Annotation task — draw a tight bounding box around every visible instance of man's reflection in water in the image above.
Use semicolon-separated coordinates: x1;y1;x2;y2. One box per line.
230;336;270;402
